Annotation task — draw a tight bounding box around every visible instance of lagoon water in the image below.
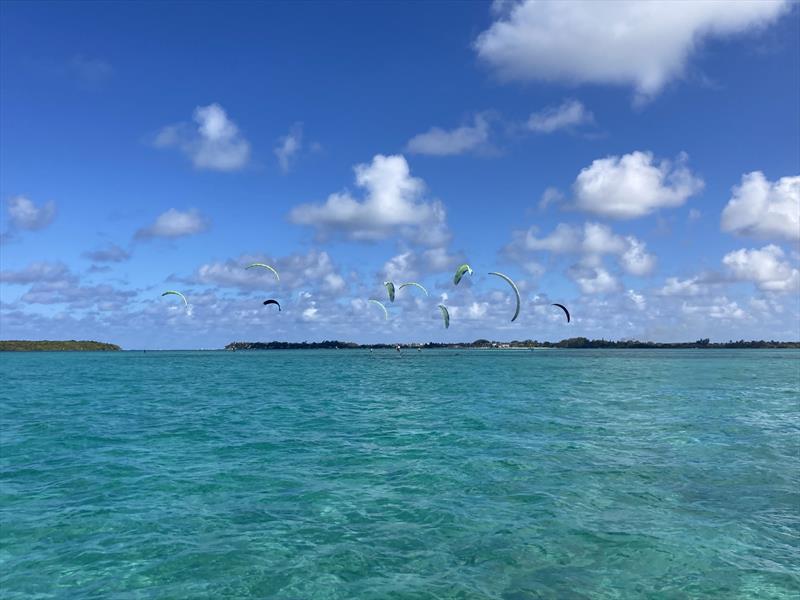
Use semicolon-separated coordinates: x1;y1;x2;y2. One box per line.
1;349;798;598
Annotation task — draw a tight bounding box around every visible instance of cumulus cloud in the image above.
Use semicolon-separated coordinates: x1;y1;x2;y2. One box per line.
22;281;136;308
6;196;56;231
520;222;581;254
582;222;628;256
381;246;463;283
0;261;74;285
406;114;491;156
135;209;209;240
515;222;656;276
475;0;789;102
723;245;800;292
154;103;251;171
659;276;705;297
422;247;460;272
573;151;703;219
383;252;418;282
0;261;134;310
627;289;646;310
682;296;746;321
569;265;619;294
538;187;564;211
467;301;489;319
527;99;593;133
721;172;799;242
195;250;347;296
620;238;656;276
4;260;799;347
82;243;131;263
289;154;449;245
302;305;319;322
275;122;303;173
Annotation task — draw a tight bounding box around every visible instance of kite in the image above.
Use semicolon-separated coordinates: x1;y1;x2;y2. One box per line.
488;272;521;322
246;263;280;281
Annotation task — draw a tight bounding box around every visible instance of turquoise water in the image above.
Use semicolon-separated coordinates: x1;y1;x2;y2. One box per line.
1;349;798;599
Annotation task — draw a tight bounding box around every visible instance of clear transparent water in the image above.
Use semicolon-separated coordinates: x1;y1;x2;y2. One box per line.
1;349;798;598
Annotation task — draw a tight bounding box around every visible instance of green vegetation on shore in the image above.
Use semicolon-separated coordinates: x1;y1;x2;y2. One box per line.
0;340;121;352
226;338;800;351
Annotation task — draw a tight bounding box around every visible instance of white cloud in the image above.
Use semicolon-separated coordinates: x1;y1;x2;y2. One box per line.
582;222;627;255
723;245;800;292
573;151;703;219
0;261;135;309
0;261;73;284
383;252;417;282
467;302;489;319
302;305;319;322
627;289;646;310
522;222;582;253
527;99;593;133
275;123;303;173
682;296;746;320
518;222;656;275
285;253;347;294
195;250;347;296
5;259;800;347
135;209;209;240
569;265;619;294
22;281;136;308
709;300;746;320
659;276;704;297
289;154;449;245
381;247;462;283
521;259;545;278
406;114;491;156
322;273;346;294
6;196;56;230
421;247;460;272
620;237;656;276
538;186;564;211
195;261;268;289
154;103;250;171
475;0;789;101
721;172;800;242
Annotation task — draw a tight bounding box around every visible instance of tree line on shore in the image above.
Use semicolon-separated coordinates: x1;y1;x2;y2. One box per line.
3;338;796;352
0;340;121;351
225;338;800;351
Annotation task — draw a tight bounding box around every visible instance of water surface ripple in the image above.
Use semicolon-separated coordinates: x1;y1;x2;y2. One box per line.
1;349;798;598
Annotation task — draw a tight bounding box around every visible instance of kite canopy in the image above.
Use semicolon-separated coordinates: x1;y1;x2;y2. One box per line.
453;264;473;285
161;290;188;306
398;282;428;296
438;304;450;329
246;263;280;281
369;299;389;320
384;281;396;302
488;272;521;322
552;303;570;323
263;299;282;311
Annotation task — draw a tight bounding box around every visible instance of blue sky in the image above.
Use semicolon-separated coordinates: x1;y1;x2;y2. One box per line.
1;0;798;349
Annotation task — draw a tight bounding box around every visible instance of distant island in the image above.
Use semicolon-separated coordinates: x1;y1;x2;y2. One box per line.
0;340;121;352
226;338;800;351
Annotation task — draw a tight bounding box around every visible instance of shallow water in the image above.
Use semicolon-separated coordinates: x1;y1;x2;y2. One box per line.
1;349;798;598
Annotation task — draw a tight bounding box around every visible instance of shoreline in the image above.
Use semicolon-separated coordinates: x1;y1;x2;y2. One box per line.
3;339;799;352
225;338;800;351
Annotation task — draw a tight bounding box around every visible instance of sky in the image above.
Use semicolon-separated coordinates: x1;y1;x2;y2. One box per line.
1;0;798;349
